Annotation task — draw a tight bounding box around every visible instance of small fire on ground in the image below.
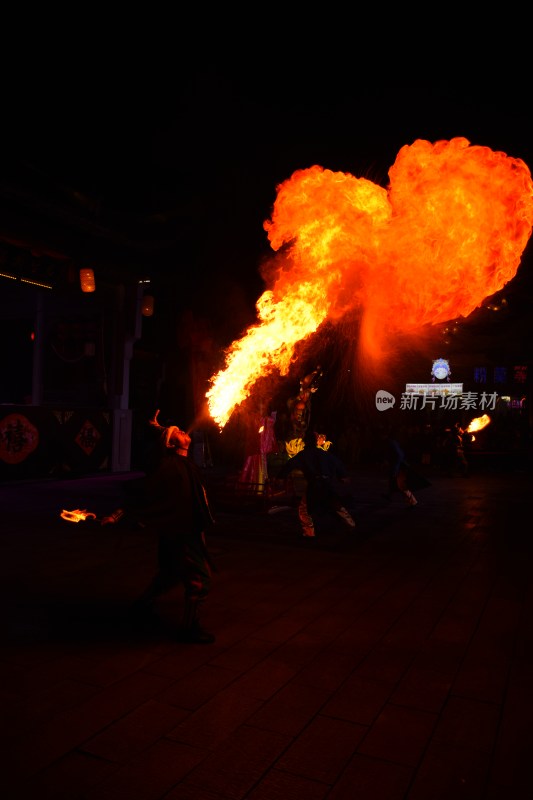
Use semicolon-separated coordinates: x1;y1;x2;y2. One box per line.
60;509;97;523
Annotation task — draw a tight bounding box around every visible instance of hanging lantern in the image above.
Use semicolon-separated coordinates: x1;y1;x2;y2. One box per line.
141;294;154;317
80;268;96;293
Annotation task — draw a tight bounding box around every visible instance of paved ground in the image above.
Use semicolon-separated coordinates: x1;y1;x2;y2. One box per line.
1;460;532;799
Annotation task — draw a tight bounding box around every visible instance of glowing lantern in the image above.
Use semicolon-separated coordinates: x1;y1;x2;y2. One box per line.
80;268;96;293
141;294;155;317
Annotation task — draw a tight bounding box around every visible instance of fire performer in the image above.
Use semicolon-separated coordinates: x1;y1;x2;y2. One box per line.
285;367;323;441
277;427;356;538
278;365;324;457
452;421;469;477
101;410;216;644
237;396;278;492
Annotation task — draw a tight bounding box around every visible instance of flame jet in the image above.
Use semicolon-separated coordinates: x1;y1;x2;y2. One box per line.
207;137;533;429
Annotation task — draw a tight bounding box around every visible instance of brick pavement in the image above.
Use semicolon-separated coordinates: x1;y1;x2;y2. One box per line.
1;462;532;799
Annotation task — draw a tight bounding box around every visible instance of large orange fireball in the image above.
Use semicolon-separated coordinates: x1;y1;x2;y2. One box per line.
207;137;533;428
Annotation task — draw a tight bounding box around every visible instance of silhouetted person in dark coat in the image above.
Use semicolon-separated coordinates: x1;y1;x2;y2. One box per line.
102;411;215;644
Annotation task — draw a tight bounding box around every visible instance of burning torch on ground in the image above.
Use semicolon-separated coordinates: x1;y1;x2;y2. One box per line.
60;508;126;524
60;509;99;523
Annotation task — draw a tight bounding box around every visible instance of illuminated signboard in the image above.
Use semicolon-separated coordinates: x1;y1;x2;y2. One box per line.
405;383;463;396
404;358;462;396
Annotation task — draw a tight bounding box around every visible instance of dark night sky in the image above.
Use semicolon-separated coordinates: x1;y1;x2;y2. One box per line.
7;69;533;256
4;67;533;352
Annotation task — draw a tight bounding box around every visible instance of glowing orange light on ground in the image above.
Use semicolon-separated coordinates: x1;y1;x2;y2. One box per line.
60;509;97;523
207;138;533;429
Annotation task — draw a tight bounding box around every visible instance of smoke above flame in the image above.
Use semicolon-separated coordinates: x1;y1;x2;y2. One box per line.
207;137;533;429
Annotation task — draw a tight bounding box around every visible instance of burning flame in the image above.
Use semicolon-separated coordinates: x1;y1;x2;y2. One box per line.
466;414;491;434
207;137;533;428
60;509;97;523
286;437;305;457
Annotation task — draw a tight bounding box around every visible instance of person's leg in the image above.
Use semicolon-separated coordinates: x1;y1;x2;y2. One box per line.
396;468;417;506
178;534;215;644
403;489;418;506
130;534;179;620
458;449;469;476
336;505;356;527
298;493;315;537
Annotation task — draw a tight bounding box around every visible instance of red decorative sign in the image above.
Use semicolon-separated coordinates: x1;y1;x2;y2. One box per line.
0;413;39;464
74;420;101;456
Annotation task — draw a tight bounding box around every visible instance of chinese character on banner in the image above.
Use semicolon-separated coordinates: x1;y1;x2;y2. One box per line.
514;365;527;383
0;413;39;464
75;420;101;456
493;366;507;384
473;367;487;383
